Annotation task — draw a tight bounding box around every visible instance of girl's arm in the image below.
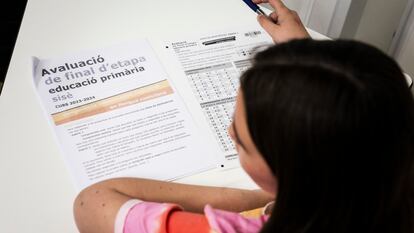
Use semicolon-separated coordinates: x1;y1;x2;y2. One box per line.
73;178;274;233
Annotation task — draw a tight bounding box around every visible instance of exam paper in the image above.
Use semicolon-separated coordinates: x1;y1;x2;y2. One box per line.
32;40;218;189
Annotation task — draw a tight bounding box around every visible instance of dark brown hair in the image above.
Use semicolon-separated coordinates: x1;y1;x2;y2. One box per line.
241;39;414;233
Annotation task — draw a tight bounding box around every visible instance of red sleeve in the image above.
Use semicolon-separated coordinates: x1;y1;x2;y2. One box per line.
165;211;211;233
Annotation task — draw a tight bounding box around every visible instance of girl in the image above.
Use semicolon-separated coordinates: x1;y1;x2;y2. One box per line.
74;0;414;232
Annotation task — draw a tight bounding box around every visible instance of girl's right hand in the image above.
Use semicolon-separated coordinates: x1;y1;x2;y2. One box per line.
253;0;310;43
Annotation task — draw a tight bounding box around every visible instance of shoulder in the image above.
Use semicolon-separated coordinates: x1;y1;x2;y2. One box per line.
204;204;269;233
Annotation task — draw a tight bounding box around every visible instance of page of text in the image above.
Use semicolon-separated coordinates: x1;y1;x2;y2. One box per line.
33;40;218;189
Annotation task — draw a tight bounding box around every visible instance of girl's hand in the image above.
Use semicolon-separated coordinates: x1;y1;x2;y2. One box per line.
253;0;310;43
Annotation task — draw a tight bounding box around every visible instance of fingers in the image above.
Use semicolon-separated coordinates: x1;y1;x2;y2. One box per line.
269;11;279;23
252;0;269;3
256;0;310;43
257;15;279;40
253;0;289;16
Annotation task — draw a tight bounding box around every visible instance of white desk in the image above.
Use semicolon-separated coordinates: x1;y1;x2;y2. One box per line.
0;0;328;232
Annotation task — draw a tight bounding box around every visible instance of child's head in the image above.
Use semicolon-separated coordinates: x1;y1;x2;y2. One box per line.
231;39;414;232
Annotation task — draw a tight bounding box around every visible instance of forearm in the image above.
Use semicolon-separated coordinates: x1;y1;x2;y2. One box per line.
74;177;274;233
79;177;273;213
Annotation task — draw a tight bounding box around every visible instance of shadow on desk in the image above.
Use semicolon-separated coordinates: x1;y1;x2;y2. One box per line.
0;0;27;95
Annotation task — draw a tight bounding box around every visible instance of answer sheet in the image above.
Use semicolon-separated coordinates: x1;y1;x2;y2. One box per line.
163;28;273;162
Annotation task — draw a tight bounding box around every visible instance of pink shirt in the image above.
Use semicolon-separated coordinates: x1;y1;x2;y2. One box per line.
115;200;269;233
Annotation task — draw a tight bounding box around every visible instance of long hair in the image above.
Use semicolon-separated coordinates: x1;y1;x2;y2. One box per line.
240;39;414;233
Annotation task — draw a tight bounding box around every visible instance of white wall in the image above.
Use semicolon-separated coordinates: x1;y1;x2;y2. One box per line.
265;0;409;55
280;0;313;21
349;0;408;52
307;0;337;35
327;0;352;38
271;0;348;36
395;7;414;78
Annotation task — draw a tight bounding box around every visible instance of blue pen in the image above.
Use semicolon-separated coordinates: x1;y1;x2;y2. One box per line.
242;0;267;15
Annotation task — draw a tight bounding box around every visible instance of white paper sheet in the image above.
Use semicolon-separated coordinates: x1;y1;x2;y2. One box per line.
33;40;218;189
162;27;273;164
